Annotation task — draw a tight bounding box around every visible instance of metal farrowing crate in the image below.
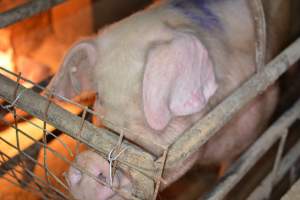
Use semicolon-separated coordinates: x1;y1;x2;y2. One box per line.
0;1;300;200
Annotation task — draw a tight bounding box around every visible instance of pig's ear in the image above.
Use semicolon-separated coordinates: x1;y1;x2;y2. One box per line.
66;41;97;95
143;32;218;131
48;40;97;99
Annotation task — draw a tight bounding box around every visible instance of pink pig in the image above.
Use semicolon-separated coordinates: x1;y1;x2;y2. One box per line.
48;0;297;199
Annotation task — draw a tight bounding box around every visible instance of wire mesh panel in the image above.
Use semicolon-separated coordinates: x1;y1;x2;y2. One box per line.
0;71;85;199
0;67;160;200
0;0;300;198
0;35;299;199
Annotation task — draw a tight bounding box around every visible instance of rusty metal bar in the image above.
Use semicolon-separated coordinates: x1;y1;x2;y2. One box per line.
249;0;267;71
203;98;300;200
267;130;288;197
0;74;155;199
0;0;65;28
247;135;300;200
165;38;300;173
0;74;155;173
0;38;298;199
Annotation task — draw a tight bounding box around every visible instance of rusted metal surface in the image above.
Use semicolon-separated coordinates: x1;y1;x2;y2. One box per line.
249;0;267;71
0;36;299;199
0;0;65;28
0;72;155;199
203;98;300;200
0;0;297;198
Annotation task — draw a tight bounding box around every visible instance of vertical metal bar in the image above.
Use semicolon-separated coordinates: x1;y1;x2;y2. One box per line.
43;98;52;185
249;0;267;71
203;99;300;200
13;74;21;155
153;148;168;200
167;38;300;171
247;136;300;200
266;130;288;198
74;107;87;156
11;73;31;187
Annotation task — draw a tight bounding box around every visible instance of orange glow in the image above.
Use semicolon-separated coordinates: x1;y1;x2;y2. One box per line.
0;102;82;159
0;1;95;198
0;48;14;72
0;29;15;74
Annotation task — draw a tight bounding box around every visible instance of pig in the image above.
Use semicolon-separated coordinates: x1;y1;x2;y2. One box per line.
65;151;132;200
48;0;297;199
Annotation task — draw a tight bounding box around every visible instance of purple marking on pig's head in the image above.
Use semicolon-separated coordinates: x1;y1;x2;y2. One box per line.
170;0;222;30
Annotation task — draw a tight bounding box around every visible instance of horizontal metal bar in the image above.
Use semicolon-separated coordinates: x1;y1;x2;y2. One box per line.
0;75;52;124
247;135;300;200
0;0;65;28
203;98;300;200
165;38;300;172
0;73;155;199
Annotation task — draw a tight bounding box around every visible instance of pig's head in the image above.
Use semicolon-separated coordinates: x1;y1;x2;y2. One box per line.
65;151;132;200
92;8;218;136
47;40;98;99
48;8;218;135
57;7;219;199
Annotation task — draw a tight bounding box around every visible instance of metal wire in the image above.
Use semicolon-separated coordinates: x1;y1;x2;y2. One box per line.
0;83;149;200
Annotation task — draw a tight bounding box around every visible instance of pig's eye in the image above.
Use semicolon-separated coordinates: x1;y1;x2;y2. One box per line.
97;172;106;182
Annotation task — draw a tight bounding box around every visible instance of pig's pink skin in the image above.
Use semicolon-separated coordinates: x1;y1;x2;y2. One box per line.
49;0;295;199
65;151;131;200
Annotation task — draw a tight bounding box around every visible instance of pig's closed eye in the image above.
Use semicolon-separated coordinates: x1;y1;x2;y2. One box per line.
97;172;106;182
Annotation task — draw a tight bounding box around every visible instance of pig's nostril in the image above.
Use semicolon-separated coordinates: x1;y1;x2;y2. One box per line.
97;172;106;183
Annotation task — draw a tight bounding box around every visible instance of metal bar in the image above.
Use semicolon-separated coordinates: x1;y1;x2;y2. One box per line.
0;150;70;200
1;67;166;155
267;130;288;197
0;36;298;200
0;72;155;199
249;0;267;71
165;38;300;174
0;38;299;198
203;98;300;200
0;0;65;28
247;136;300;200
0;138;70;197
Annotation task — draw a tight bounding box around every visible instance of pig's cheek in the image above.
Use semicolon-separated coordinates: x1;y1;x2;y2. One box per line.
67;167;82;187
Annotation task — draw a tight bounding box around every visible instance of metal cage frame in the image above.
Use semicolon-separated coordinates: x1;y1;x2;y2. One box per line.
0;0;299;199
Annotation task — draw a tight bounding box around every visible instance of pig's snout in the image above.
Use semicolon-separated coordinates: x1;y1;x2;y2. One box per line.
66;151;133;200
